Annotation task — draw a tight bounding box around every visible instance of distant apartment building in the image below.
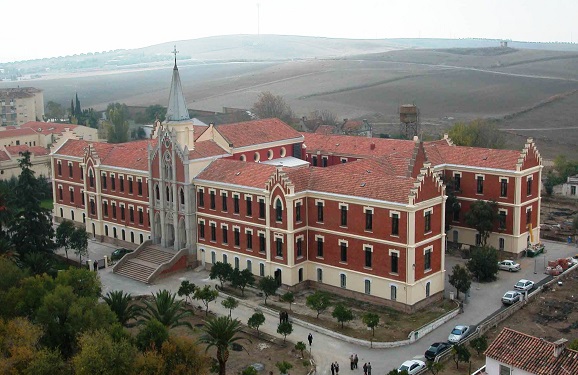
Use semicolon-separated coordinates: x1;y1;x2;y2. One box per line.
0;87;44;126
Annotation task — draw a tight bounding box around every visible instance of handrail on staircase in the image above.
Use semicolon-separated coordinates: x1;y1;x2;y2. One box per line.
146;247;189;284
111;240;152;272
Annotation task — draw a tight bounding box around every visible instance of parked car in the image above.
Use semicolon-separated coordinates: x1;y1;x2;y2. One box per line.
448;325;470;343
498;260;521;272
514;279;534;292
398;359;426;374
111;248;133;261
502;290;522;305
424;342;452;361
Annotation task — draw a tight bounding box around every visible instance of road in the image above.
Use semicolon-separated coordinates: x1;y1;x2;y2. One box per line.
75;239;578;374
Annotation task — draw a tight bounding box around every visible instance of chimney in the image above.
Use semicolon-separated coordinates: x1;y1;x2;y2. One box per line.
553;338;568;358
370;142;375;150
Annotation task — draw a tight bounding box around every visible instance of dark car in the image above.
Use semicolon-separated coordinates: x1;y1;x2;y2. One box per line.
424;342;451;361
111;248;133;261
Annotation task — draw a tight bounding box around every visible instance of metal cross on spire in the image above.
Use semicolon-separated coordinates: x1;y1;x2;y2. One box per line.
172;45;179;68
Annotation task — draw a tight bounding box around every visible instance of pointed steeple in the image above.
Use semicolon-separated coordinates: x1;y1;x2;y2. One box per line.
165;45;190;123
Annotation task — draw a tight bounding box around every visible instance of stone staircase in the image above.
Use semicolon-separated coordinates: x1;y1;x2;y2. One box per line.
113;243;177;284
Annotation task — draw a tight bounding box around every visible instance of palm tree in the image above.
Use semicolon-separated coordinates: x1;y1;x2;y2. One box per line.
138;289;192;329
199;316;249;375
103;290;139;327
16;251;53;275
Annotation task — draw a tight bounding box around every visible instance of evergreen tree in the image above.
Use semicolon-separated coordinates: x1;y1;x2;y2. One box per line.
8;152;55;256
75;93;82;118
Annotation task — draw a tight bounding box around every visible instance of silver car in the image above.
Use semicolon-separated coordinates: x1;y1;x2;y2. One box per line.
502;290;521;305
514;279;534;292
498;260;521;272
448;325;470;343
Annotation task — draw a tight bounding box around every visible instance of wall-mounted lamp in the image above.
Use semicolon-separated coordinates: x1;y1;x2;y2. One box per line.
412;264;416;269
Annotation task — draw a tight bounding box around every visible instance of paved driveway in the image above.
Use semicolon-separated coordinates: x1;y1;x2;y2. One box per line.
92;239;577;374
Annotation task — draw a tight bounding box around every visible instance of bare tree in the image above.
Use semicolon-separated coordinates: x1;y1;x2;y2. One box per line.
252;92;293;123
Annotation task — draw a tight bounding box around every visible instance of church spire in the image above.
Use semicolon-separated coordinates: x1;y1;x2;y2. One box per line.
165;45;190;123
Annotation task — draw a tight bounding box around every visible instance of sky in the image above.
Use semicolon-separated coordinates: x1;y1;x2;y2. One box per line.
1;0;577;63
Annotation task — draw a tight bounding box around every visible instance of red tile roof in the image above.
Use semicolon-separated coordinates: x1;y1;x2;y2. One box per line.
0;128;37;138
303;133;417;159
188;140;228;160
196;159;278;188
193;125;209;141
216;118;302;148
21;121;78;134
424;141;522;170
53;139;92;158
5;145;50;157
0;151;10;162
485;328;578;375
314;125;337;135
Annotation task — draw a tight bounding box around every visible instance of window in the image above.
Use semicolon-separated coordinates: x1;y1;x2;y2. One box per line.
499;211;506;229
526;208;531;225
233;195;239;214
80;166;84;180
500;179;508;197
340;274;346;288
234;257;239;269
246;196;252;216
424;248;432;271
221;192;227;211
120;176;124;192
424;210;431;233
340;206;347;226
527;177;532;195
59;186;63;200
166;187;170;202
121;206;125;220
234;227;240;246
57;162;62;176
210;191;215;209
246;231;253;249
259;233;266;253
317;202;324;222
499;238;505;251
113;227;117;238
296;238;303;257
111;175;116;190
392;213;399;235
81;191;85;205
260;263;265;277
454;174;461;191
453;206;460;222
365;246;372;268
198;190;204;207
89;170;94;187
112;203;116;219
211;251;216;264
499;364;511;375
247;260;252;272
312;155;318;166
128;179;133;194
276;238;283;257
138;180;143;195
426;282;431;297
139;209;143;224
129;207;134;222
317;268;323;282
364;280;371;295
222;226;228;244
90;200;95;215
199;222;205;239
102;175;107;189
572;186;577;195
365;209;373;231
259;200;265;219
210;223;216;241
155;185;159;200
223;254;228;264
391;285;397;301
275;199;283;222
295;202;301;222
180;189;184;205
322;157;327;167
476;175;484;194
340;242;347;262
68;163;73;178
317;237;324;257
341;158;347;164
69;189;74;202
298;268;303;282
386;253;397;275
103;201;108;216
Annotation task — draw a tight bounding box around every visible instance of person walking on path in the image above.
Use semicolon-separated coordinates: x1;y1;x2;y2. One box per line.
331;362;335;375
353;354;358;369
362;363;367;375
335;362;340;375
350;354;354;370
308;333;313;346
366;362;371;375
93;260;98;272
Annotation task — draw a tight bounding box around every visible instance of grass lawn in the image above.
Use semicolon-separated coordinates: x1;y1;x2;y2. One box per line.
41;199;54;210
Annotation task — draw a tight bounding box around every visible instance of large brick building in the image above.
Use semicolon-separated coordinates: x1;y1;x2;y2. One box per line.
50;59;542;312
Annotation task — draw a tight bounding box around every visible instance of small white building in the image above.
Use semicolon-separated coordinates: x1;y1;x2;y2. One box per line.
561;174;578;198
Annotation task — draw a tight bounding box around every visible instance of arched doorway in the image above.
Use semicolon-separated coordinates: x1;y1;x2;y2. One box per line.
166;223;175;247
274;269;282;286
154;212;162;244
91;223;96;239
178;218;186;249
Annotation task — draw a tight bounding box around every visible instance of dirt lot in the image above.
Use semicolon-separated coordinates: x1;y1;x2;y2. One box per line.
441;267;578;375
540;196;578;243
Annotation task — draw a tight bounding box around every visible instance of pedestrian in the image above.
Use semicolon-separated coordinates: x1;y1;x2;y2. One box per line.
353;354;358;369
308;333;313;346
335;362;340;375
350;354;354;370
285;311;289;323
331;362;335;375
93;259;98;272
366;362;371;375
363;363;367;375
279;311;283;324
